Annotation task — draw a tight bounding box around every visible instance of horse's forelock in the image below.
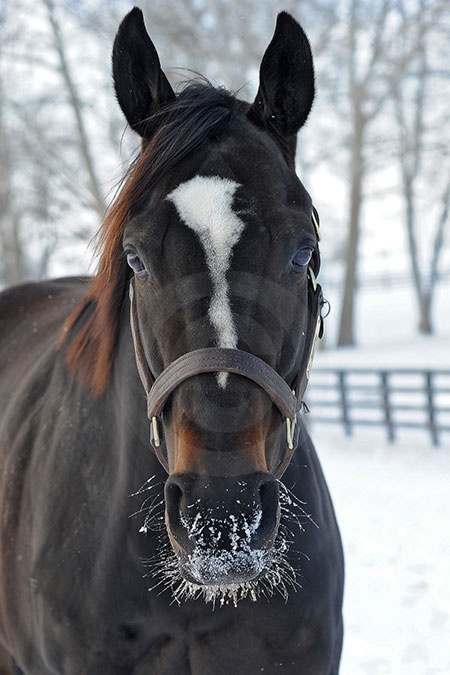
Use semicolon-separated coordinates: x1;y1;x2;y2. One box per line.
59;83;235;395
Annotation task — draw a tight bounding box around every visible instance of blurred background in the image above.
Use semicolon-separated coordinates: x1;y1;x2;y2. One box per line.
0;1;449;673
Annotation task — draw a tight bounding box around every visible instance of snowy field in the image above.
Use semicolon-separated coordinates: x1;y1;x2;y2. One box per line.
315;427;450;675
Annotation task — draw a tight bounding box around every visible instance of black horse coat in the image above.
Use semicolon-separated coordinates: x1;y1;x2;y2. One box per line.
0;9;344;675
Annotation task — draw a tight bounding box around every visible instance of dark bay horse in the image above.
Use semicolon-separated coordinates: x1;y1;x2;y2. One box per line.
0;8;343;674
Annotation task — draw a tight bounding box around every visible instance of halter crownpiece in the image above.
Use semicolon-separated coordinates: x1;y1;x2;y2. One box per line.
129;209;325;478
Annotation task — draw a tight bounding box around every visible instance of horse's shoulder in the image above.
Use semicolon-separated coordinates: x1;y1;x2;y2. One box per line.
0;277;91;394
0;277;88;339
0;277;89;328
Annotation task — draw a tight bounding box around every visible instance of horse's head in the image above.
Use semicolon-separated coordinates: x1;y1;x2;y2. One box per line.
111;8;320;603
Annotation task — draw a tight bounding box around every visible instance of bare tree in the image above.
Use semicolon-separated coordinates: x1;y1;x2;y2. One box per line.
43;0;107;218
392;0;450;333
331;0;448;346
0;105;24;286
0;14;26;287
0;0;125;283
336;0;399;346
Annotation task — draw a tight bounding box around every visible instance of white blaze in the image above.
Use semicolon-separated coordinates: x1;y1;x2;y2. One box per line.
167;176;245;387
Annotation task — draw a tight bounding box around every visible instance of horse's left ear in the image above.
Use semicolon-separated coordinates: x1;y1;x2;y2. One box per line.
248;12;315;154
112;7;175;138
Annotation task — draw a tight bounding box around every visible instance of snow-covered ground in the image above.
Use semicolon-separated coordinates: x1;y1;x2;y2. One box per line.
315;428;450;675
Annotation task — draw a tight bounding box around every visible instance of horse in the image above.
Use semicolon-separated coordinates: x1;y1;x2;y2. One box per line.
0;8;344;674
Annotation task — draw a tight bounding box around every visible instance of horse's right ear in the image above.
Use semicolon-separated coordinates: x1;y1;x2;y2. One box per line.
112;7;175;138
248;12;315;159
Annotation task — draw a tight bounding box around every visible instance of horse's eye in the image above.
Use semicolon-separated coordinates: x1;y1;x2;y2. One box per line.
292;247;313;269
126;252;146;275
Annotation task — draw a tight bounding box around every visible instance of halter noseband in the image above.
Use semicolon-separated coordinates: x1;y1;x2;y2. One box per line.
129;209;324;478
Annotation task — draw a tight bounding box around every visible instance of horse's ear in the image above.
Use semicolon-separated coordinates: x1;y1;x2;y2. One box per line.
112;7;175;138
248;12;315;153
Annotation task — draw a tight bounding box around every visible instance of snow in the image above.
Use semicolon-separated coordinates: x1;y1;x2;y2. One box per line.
311;414;450;674
316;333;450;370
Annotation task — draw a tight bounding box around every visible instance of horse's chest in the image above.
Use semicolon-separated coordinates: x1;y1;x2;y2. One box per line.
20;543;339;675
88;600;333;675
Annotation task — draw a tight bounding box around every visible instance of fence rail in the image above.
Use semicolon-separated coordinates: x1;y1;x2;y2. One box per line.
306;368;450;446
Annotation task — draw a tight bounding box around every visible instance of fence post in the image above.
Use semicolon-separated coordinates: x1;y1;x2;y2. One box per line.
380;371;395;442
338;371;352;436
425;371;439;446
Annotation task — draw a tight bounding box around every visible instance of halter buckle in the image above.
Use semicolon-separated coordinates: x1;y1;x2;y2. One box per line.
151;416;161;447
286;416;296;450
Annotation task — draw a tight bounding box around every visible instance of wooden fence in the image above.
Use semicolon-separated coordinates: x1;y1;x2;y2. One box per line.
306;368;450;446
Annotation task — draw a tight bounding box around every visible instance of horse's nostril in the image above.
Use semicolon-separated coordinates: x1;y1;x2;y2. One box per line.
165;481;183;529
253;476;280;547
164;476;197;551
258;476;279;510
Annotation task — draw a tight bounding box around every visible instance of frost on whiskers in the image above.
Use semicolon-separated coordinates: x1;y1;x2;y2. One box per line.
133;476;316;609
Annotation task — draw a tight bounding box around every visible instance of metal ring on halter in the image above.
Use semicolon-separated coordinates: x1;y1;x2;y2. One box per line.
151;416;161;447
320;297;331;319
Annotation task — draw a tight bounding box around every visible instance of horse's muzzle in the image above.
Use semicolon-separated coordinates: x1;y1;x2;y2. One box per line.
164;472;280;585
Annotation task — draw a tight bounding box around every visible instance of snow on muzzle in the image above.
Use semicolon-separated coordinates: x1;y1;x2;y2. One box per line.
164;472;280;585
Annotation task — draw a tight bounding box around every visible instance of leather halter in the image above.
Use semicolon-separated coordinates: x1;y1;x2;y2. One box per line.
129;209;324;478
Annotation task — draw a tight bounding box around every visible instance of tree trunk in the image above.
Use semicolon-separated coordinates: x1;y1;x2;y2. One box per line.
337;109;365;347
44;0;106;219
422;176;450;334
402;174;430;333
418;291;432;334
0;82;25;286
